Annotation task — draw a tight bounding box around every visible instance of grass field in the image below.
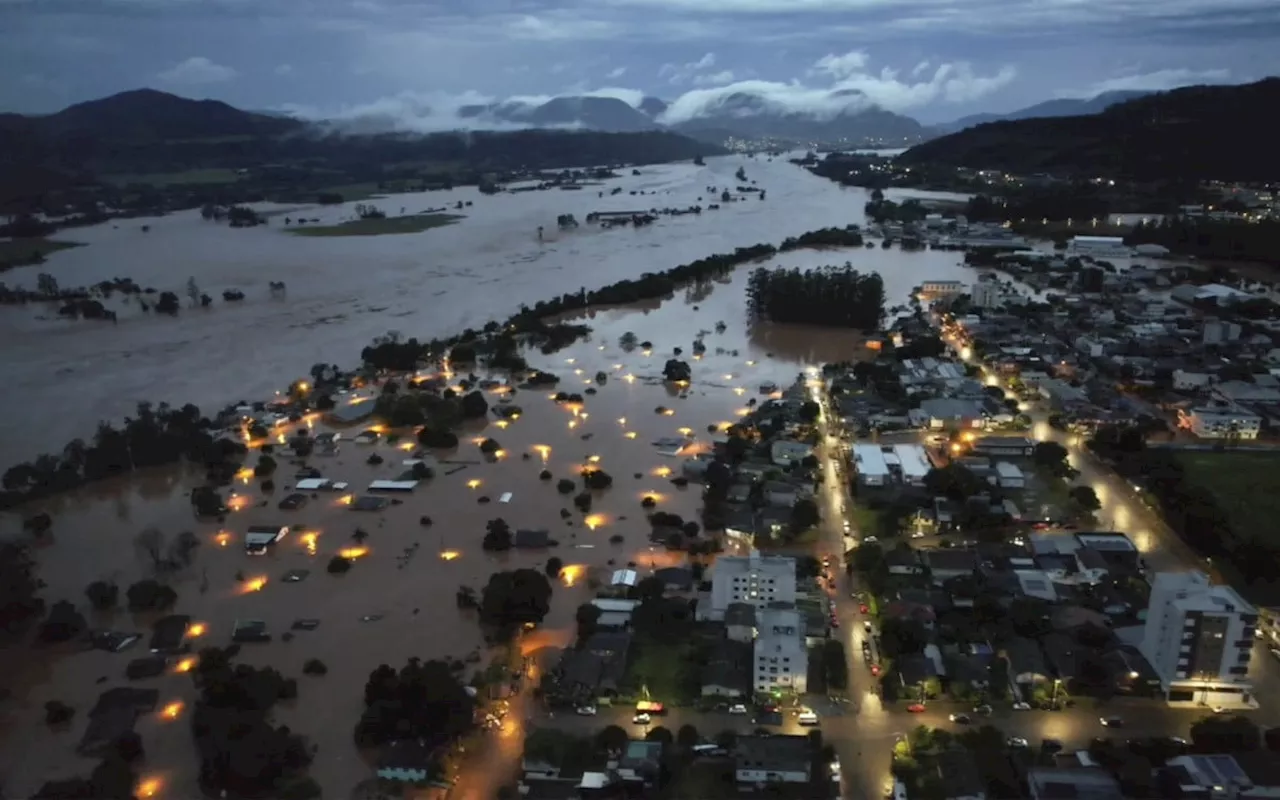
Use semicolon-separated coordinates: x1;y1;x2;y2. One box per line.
103;168;244;187
288;213;463;237
1175;450;1280;542
0;238;82;271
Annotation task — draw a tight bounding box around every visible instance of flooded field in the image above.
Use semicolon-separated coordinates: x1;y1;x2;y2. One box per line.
0;155;974;462
0;154;992;798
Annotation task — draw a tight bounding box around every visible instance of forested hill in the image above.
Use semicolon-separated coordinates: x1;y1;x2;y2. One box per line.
897;78;1280;182
0;89;723;213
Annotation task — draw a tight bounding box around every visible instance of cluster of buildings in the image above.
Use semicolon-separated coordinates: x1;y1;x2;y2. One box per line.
936;259;1280;440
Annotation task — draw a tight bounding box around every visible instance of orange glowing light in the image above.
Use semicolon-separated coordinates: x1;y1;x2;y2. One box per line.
717;421;734;432
568;420;578;429
675;380;690;388
398;442;415;451
951;443;963;453
235;467;253;483
338;494;355;506
215;532;231;547
580;412;589;420
137;778;162;798
227;495;249;511
625;431;637;439
187;622;207;638
369;424;387;434
174;657;197;673
588;455;601;463
678;427;693;436
242;576;268;593
339;547;369;560
494;449;507;458
161;701;184;720
440;550;461;561
573;368;583;376
471;436;487;445
643;492;664;504
560;564;585;587
662;408;675;416
495;420;510;429
534;445;551;462
735;408;750;416
301;532;318;555
652;466;672;478
467;479;482;489
584;514;606;531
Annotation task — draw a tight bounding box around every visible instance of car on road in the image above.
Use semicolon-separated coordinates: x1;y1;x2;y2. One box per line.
973;704;992;716
632;713;651;725
906;703;926;713
1211;706;1226;714
575;706;597;716
864;535;879;544
870;664;881;676
948;713;972;725
798;711;820;726
1007;737;1029;749
830;617;839;629
1270;647;1280;661
728;704;748;715
863;620;873;632
1100;717;1124;728
1012;702;1031;711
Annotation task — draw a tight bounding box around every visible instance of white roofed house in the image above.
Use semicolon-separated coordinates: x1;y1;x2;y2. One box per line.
244;525;288;555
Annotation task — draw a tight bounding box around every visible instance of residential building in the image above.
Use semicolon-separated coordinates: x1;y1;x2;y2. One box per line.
1140;571;1258;706
852;443;932;488
920;280;965;296
994;462;1025;489
970;281;1003;309
1204;318;1243;345
1176;406;1262;439
753;606;808;694
1172;369;1213;391
1027;768;1122;800
770;440;812;466
735;735;812;786
702;550;796;621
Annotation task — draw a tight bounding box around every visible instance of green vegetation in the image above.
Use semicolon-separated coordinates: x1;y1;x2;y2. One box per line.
626;638;702;705
289;213;464;237
1174;451;1280;549
102;168;243;187
0;238;81;271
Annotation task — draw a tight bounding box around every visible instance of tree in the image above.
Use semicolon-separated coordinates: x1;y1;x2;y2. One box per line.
1190;715;1260;753
596;724;629;753
790;497;820;532
645;726;673;744
355;658;475;750
879;617;928;659
799;401;820;422
662;359;692;382
1068;485;1102;514
156;291;180;315
676;724;700;749
125;579;177;611
545;557;564;578
134;527;166;570
460;390;489;419
714;729;737;749
483;518;513;551
0;542;44;633
575;603;601;644
479;569;553;631
327;555;353;574
37;600;87;643
1033;441;1071;477
924;464;983;501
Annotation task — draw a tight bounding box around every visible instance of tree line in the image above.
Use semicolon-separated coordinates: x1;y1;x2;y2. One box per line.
746;265;885;331
1127;216;1280;265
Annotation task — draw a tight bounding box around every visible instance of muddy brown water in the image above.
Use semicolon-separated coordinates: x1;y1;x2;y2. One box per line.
0;155;986;798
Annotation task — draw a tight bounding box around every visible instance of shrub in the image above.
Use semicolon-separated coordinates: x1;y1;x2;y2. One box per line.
573;492;592;512
126;579;177;611
557;478;576;494
545;557;563;578
327;556;352;574
460;390;489;419
417;427;459;448
641;496;657;509
539;470;552;481
366;453;384;465
254;454;277;476
302;658;328;676
44;700;75;725
84;580;119;610
581;469;613;490
609;534;625;544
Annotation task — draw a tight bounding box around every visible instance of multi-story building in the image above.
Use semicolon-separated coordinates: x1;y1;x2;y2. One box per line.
735;735;812;786
1140;571;1258;706
701;550;796;621
1176;406;1262;440
753;606;808;695
970;281;1003;309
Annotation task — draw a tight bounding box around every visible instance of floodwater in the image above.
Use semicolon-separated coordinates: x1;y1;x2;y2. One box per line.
0;154;988;798
0;155;975;463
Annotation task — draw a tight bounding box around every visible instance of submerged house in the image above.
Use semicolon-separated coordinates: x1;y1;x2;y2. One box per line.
244;524;288;554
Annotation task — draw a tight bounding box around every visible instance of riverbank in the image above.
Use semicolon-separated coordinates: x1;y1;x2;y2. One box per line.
288;212;465;237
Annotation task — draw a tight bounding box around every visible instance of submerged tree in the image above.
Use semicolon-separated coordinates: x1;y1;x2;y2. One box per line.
746;264;885;331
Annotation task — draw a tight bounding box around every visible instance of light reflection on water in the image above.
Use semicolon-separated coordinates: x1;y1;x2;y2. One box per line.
0;154;990;798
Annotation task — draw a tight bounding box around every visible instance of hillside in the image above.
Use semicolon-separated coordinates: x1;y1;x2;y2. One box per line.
0;89;721;212
936;90;1149;134
459;95;659;132
899;78;1280;181
670;90;926;144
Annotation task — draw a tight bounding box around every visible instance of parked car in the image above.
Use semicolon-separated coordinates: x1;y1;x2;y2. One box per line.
728;704;748;715
949;713;972;725
575;706;597;716
632;713;651;725
1100;717;1124;728
973;704;992;716
1012;702;1031;711
907;704;926;713
1007;737;1029;748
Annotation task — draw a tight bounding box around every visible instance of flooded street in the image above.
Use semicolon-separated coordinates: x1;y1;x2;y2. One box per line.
0;155;984;798
0;155;973;462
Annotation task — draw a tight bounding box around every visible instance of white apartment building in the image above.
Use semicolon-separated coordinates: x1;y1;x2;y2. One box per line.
1140;571;1258;706
701;550;796;621
1176;407;1262;440
970;281;1004;309
753;606;808;695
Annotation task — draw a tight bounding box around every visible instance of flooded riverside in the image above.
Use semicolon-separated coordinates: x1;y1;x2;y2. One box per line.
0;155;974;462
0;154;987;798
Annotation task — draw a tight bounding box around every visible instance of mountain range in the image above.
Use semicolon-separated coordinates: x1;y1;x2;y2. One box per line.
899;78;1280;181
933;90;1152;134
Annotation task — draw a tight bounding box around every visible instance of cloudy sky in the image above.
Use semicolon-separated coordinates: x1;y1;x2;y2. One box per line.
2;0;1277;125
